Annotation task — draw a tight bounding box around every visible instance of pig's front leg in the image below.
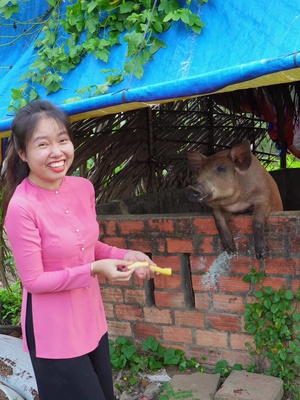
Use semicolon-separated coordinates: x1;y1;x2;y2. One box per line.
252;204;269;259
213;209;236;254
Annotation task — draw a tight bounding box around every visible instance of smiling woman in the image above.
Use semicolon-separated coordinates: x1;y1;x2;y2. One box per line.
17;118;74;190
1;99;156;400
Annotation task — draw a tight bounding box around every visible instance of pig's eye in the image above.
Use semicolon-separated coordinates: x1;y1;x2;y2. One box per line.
216;164;226;173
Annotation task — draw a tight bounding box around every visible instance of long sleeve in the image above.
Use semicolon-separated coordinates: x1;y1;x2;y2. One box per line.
5;201;92;294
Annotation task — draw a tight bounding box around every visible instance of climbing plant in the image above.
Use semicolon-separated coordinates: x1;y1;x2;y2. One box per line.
1;0;207;111
243;269;300;397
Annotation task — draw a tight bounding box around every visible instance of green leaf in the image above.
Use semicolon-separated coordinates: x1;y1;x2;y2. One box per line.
122;344;137;360
142;336;160;352
47;0;58;7
294;355;300;365
87;1;98;13
0;0;11;7
263;299;271;309
285;290;294;300
120;1;134;13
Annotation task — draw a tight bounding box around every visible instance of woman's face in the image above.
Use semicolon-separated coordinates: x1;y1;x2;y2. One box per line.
18;116;74;190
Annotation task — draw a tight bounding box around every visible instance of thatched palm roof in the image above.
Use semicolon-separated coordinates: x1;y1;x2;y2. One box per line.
69;83;300;204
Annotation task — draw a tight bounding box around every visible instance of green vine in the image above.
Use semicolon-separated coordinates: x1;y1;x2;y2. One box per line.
243;270;300;398
1;0;207;111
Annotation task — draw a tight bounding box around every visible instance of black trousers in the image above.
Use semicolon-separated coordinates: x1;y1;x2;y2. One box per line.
26;294;114;400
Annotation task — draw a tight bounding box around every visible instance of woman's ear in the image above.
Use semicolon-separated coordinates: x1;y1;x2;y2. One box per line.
18;150;27;163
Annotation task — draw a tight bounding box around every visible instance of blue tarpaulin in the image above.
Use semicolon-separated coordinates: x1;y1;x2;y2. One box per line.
0;0;300;137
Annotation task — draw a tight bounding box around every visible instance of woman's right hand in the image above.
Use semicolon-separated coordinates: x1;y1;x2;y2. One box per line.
92;259;135;283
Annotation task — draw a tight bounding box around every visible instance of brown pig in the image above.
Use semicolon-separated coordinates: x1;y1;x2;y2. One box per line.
186;140;283;259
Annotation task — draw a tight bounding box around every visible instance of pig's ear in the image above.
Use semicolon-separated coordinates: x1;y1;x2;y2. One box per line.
186;151;207;173
230;140;252;173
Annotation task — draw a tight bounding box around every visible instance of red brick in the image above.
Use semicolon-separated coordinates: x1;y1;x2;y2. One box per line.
166;238;194;253
265;258;299;275
291;279;300;293
127;238;153;252
196;330;228;348
229;216;252;234
115;304;143;321
230;257;260;274
219;349;253;368
192;275;217;292
260;277;287;290
108;321;132;337
154;273;181;290
124;289;146;305
218;276;250;293
174;218;194;234
152;255;181;273
143;307;172;324
234;237;251;254
190;256;216;274
290;237;300;254
230;333;255;351
187;346;220;366
162;326;193;344
206;313;240;332
102;237;127;248
118;220;145;234
103;303;114;319
100;220;117;235
193;217;218;234
266;237;285;253
148;219;174;233
213;294;245;313
194;293;211;311
266;215;297;234
200;236;215;254
101;287;124;303
174;310;205;328
155;291;185;308
157;238;167;252
134;324;161;340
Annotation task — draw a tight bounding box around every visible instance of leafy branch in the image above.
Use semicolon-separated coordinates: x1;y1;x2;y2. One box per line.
1;0;207;111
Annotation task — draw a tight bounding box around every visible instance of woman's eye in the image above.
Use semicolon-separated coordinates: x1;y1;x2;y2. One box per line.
38;143;46;147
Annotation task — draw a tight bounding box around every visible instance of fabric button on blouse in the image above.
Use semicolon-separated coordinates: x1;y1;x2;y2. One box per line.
65;210;69;214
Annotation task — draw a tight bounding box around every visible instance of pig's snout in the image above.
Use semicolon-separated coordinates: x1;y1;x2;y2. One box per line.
186;185;209;203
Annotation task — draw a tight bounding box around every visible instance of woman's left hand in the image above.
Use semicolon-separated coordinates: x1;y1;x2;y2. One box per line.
123;250;156;280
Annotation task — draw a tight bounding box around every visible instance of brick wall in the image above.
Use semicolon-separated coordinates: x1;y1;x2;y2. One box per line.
98;212;300;368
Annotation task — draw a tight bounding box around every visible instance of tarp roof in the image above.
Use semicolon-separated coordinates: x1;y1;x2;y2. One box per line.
1;0;300;137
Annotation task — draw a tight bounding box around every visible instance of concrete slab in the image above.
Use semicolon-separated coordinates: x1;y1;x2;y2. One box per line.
214;370;284;400
169;372;220;400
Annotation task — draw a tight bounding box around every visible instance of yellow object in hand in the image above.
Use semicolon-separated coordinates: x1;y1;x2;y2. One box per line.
127;261;172;276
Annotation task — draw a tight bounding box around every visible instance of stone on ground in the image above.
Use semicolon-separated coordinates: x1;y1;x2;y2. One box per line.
214;370;284;400
169;372;220;400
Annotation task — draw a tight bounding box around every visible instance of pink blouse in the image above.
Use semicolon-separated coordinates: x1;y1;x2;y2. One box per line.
4;176;128;359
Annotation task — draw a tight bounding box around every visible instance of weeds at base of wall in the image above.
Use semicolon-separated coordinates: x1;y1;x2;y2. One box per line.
243;268;300;398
